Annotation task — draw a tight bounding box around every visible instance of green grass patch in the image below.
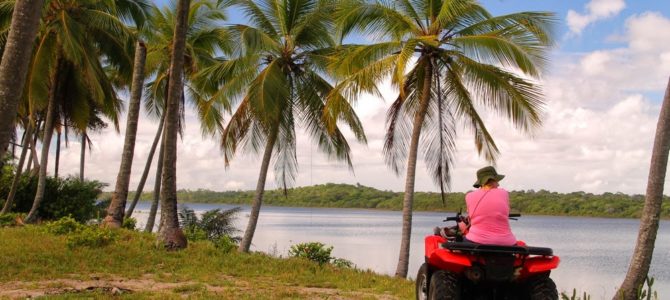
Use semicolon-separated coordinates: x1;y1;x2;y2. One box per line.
0;226;413;299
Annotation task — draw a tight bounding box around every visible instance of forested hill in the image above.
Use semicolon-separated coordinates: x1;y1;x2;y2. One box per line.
124;183;670;219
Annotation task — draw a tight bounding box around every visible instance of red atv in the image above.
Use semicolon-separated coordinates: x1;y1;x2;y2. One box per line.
416;213;560;300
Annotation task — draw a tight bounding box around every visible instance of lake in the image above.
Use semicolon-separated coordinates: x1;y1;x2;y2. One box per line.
129;202;670;299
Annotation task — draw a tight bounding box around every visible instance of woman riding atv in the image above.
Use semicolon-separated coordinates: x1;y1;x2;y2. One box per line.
459;166;517;246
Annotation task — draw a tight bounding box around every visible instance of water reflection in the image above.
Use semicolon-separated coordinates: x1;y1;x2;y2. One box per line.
130;203;669;299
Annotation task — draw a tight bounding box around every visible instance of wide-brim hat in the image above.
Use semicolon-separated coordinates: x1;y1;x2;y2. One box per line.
473;166;505;188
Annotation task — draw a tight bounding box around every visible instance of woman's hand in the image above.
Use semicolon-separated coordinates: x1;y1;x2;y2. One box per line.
458;221;469;235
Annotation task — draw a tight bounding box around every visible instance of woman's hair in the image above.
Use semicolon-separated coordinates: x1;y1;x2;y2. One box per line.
483;179;497;187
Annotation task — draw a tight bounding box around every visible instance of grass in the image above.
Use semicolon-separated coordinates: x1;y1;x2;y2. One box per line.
0;226;413;299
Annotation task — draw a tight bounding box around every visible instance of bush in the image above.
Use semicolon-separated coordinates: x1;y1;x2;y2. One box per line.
122;217;137;230
331;258;354;269
289;242;356;268
289;242;333;265
213;236;237;253
66;226;116;248
0;213;23;227
45;216;85;235
0;173;105;222
179;206;241;241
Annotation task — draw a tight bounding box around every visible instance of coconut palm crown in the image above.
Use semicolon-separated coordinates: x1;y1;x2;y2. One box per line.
332;0;555;277
197;0;367;252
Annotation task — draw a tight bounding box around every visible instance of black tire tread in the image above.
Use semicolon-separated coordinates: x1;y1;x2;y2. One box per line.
527;275;558;300
429;270;461;300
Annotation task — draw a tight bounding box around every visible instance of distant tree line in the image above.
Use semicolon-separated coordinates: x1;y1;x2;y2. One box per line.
117;183;670;219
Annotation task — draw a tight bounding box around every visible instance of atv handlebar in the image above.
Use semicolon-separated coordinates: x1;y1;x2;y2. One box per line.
443;213;521;222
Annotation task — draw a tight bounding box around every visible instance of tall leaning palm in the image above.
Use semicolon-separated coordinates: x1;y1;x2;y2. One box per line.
200;0;366;253
157;0;191;250
0;0;44;161
334;0;554;277
24;0;136;223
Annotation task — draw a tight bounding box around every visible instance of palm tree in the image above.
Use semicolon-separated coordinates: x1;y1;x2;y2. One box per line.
0;0;44;161
157;0;191;250
104;39;149;228
199;0;367;253
334;0;554;277
614;77;670;299
121;0;231;222
24;0;138;223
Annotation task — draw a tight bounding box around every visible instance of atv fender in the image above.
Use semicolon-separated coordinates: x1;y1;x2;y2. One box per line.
424;236;472;273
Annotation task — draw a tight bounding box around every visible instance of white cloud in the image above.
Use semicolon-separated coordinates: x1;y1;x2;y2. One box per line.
567;0;626;34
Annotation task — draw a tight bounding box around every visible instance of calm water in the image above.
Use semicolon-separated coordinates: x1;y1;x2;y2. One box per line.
130;202;670;299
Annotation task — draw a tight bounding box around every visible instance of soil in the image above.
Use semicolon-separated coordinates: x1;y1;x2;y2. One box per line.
0;274;398;299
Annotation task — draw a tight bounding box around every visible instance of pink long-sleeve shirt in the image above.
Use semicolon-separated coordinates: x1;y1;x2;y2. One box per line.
464;188;517;245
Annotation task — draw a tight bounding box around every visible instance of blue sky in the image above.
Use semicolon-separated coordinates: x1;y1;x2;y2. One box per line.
59;0;670;194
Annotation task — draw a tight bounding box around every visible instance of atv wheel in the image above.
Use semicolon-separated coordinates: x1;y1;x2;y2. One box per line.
428;270;461;300
526;275;558;300
416;263;430;300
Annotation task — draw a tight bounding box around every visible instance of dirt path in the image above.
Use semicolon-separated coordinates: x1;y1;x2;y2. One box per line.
0;275;399;299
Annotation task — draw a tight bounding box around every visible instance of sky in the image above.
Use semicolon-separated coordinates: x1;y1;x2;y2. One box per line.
38;0;670;195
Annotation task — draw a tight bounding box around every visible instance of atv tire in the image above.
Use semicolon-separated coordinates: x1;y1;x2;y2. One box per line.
416;263;430;300
526;275;558;300
428;270;461;300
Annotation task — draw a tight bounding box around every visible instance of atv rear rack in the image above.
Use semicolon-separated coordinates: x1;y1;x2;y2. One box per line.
442;242;553;256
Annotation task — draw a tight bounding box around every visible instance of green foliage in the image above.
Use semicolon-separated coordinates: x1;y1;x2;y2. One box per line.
289;242;333;265
45;216;85;235
44;216;116;249
288;242;354;269
636;277;659;300
179;206;241;242
331;257;354;269
213;235;237;254
0;213;22;227
122;217;137;230
561;289;591;300
66;227;116;249
122;183;670;219
0;173;105;222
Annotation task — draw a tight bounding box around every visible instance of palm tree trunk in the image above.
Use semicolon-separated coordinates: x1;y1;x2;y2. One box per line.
157;0;191;250
0;0;45;161
27;120;41;173
25;64;60;223
54;130;60;179
614;77;670;300
145;130;165;233
104;41;147;228
1;122;33;214
238;128;278;253
395;60;433;278
79;133;85;181
127;112;165;218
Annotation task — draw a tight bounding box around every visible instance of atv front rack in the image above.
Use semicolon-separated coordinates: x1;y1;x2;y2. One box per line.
442;242;553;256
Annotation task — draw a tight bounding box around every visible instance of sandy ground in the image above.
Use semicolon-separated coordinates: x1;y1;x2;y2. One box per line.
0;274;398;299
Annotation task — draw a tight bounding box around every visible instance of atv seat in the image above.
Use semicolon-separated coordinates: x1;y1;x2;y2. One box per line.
442;242;553;256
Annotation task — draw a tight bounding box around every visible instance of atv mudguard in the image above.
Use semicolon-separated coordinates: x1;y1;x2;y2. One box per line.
424;235;472;273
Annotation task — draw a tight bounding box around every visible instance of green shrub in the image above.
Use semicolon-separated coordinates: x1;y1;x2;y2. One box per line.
0;173;105;222
289;242;333;265
0;213;23;227
122;217;137;230
179;206;241;241
331;258;354;269
184;226;208;241
66;226;116;248
213;236;237;253
45;216;85;235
